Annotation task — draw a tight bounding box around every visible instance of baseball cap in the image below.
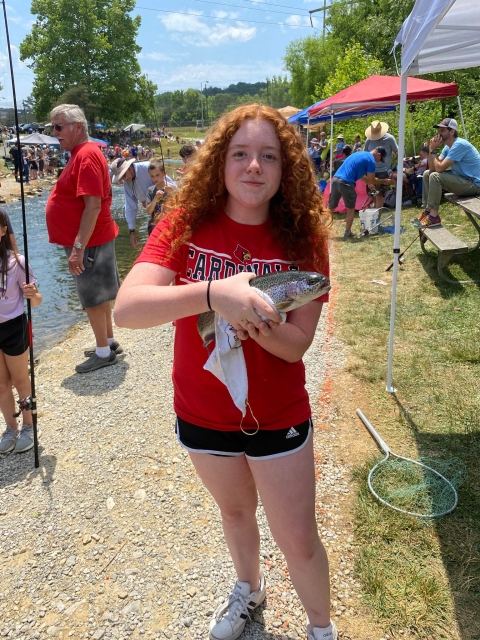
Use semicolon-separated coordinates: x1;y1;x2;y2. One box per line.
374;146;387;161
434;117;458;131
310;137;319;143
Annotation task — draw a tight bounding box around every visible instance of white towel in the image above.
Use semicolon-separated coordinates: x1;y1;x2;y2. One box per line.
203;288;286;416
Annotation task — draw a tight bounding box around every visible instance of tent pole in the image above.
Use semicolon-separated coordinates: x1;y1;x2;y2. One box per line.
409;107;416;157
306;117;310;149
457;96;467;140
386;73;408;394
329;111;333;184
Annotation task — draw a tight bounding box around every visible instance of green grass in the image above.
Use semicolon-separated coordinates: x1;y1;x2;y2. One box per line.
332;201;480;639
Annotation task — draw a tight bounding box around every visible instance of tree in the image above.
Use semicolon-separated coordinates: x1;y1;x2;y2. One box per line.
19;0;157;130
316;43;384;100
326;0;415;72
54;84;98;123
264;76;291;109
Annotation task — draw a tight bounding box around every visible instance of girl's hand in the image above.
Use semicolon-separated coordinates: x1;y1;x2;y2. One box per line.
22;283;38;299
237;319;278;341
209;272;282;332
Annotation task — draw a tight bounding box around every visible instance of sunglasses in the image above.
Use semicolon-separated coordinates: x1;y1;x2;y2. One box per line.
49;123;72;132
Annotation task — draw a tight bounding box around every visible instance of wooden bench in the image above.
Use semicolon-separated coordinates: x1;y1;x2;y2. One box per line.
419;193;480;283
444;193;480;251
419;226;468;283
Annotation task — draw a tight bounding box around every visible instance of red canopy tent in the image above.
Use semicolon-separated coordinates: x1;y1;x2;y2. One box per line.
308;75;459;118
309;75;461;185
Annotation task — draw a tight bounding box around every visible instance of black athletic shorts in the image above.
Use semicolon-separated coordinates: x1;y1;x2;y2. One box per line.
176;416;312;460
0;314;29;356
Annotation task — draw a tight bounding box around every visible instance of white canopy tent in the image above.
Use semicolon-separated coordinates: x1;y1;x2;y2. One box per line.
387;0;480;392
122;123;145;132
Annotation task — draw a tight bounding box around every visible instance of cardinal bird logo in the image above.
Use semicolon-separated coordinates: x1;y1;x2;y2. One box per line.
233;244;251;263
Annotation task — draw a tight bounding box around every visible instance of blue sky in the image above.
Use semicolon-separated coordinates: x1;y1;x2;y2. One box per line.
2;0;325;106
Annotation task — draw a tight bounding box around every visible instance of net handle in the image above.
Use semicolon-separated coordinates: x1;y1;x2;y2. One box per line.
356;408;391;455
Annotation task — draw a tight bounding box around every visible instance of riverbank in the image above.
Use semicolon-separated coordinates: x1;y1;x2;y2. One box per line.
0;256;393;640
0;174;56;204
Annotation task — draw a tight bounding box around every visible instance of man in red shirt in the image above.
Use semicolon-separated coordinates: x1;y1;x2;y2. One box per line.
45;104;122;373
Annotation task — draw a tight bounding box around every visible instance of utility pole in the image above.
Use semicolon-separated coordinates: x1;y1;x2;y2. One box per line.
200;81;208;129
205;81;209;125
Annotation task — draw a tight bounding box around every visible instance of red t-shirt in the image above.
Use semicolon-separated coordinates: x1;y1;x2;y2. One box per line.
46;142;118;247
136;211;330;432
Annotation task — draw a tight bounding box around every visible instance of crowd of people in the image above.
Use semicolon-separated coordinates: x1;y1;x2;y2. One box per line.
314;116;480;236
8;143;61;183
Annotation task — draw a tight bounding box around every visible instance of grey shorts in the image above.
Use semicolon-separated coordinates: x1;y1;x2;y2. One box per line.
64;239;120;309
328;177;357;210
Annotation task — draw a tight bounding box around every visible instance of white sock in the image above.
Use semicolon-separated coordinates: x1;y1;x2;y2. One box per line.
310;622;336;640
95;346;111;358
107;337;115;346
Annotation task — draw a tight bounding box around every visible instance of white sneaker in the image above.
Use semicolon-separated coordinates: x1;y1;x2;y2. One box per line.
0;425;19;454
14;425;39;453
209;572;266;640
306;621;338;640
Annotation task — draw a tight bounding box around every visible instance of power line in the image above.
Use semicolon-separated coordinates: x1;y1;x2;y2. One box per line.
235;0;314;10
190;0;308;16
136;5;314;27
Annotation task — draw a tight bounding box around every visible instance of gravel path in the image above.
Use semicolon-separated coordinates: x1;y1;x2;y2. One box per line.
0;308;361;640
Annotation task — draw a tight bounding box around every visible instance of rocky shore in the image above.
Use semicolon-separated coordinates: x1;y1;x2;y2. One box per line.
0;175;56;205
0;305;363;640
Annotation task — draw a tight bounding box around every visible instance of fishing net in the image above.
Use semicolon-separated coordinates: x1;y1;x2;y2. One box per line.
357;409;466;518
368;455;466;518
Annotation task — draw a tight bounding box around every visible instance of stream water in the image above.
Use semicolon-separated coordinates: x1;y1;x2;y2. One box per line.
6;179;169;356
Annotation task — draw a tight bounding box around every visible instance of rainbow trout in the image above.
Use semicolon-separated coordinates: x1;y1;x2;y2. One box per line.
197;271;330;347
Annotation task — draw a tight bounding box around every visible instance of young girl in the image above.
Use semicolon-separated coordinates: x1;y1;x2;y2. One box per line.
0;211;42;454
115;105;336;640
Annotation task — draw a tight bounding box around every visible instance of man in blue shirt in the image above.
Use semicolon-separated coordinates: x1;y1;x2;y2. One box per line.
328;146;393;238
416;118;480;228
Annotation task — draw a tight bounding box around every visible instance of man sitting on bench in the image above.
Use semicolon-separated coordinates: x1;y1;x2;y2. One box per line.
415;118;480;228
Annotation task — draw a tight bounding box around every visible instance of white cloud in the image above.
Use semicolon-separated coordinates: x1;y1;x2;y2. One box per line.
159;11;256;47
6;5;22;23
138;51;172;61
211;10;240;19
285;15;319;28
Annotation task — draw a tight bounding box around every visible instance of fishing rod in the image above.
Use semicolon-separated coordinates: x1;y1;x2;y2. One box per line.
151;92;167;182
2;0;40;468
385;234;420;272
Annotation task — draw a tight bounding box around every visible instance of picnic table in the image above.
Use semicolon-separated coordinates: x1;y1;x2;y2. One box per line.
419;193;480;283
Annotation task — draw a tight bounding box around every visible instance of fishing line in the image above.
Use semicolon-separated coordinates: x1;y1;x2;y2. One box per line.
1;0;40;468
150;92;168;187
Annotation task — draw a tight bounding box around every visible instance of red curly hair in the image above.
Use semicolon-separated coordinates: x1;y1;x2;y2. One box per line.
161;104;331;271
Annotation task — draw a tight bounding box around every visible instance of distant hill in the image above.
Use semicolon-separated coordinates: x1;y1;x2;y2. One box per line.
205;82;267;97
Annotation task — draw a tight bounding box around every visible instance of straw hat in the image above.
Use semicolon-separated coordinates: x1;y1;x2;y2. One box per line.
337;134;344;139
110;157;135;184
365;120;389;140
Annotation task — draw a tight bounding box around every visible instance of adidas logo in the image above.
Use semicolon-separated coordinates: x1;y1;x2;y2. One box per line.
286;427;299;439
